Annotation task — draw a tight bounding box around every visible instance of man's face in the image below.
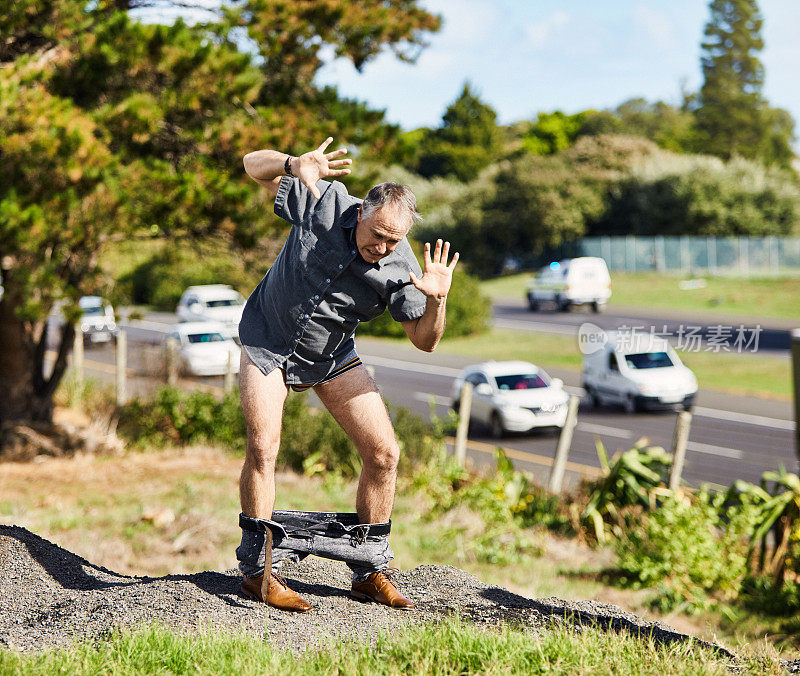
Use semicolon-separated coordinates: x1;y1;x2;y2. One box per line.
355;204;411;264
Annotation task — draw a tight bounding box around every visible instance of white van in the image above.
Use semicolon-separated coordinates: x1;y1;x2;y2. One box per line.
526;257;611;312
582;331;697;413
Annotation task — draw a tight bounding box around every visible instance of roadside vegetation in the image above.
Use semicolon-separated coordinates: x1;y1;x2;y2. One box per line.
3;616;781;675
2;382;798;660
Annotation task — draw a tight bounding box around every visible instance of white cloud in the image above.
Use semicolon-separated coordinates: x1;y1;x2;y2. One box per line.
523;11;570;50
633;5;678;49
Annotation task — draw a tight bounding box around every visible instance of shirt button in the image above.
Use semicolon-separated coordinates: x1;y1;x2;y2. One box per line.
351;250;356;255
325;278;330;283
338;264;343;269
313;295;319;300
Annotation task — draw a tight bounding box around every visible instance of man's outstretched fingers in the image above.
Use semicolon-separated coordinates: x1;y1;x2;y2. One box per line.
317;137;334;153
433;239;443;264
441;241;450;264
448;251;460;269
326;147;350;160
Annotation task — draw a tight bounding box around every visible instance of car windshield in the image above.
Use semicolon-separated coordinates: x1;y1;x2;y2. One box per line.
205;298;242;308
495;373;548;390
81;306;105;316
624;351;674;369
187;332;225;344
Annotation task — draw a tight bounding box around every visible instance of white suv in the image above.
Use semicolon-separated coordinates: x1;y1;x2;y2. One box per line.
450;361;569;437
526;257;611;312
176;285;245;336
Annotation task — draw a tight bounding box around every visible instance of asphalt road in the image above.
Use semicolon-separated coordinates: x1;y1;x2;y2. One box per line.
70;310;798;493
493;299;796;355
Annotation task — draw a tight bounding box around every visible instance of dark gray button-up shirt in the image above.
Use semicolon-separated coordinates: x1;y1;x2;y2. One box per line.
239;176;427;385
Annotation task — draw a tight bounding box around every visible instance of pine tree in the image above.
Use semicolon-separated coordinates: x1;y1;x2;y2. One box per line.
695;0;794;166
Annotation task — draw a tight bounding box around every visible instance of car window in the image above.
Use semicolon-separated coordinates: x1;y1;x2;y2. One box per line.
495;374;548;390
81;306;104;316
205;298;242;308
187;332;225;344
624;351;674;369
465;372;489;386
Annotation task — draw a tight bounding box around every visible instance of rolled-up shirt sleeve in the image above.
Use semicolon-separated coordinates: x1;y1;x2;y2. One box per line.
274;176;333;227
386;242;427;322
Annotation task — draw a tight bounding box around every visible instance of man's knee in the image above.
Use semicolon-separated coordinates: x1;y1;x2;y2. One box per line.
362;440;400;475
245;433;280;472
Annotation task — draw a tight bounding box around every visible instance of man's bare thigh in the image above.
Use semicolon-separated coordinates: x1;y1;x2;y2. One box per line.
238;349;288;439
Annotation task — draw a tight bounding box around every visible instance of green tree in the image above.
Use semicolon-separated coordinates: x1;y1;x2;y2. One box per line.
522;111;586;156
695;0;794;166
0;0;440;425
416;83;503;181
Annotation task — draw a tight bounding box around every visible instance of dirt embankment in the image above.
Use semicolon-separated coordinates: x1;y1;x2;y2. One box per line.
1;524;729;660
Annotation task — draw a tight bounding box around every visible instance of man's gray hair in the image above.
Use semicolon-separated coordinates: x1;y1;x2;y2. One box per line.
361;182;422;226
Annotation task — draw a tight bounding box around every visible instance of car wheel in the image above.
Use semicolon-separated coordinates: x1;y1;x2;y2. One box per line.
585;386;600;409
451;399;460;414
490;412;505;439
682;401;694;412
623;394;637;414
528;299;539;312
591;301;603;313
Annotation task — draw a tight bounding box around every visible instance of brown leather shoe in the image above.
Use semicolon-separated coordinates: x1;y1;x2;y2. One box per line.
241;573;312;612
351;569;414;610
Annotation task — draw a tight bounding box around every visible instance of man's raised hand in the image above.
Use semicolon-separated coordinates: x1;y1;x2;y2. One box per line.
293;137;352;199
409;239;460;300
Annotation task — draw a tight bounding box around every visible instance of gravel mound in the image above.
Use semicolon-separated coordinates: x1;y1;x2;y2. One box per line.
0;524;729;657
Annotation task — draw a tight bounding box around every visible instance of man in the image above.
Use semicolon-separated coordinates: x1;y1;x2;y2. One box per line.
236;137;458;612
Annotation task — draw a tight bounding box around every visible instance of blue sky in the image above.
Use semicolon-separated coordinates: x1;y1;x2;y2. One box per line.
313;0;800;131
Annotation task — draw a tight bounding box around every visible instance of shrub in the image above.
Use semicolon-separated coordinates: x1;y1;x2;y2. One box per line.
613;489;760;612
358;269;490;338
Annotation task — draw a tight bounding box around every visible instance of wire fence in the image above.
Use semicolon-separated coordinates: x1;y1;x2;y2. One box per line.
531;236;800;275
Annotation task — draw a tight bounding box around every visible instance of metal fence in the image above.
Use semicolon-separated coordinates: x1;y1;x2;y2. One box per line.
532;236;800;275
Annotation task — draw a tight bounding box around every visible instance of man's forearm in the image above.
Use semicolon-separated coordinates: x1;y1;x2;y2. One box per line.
243;149;291;184
410;297;447;352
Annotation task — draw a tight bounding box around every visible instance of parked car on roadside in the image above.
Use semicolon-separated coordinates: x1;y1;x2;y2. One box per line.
47;296;118;346
166;321;241;377
176;285;245;336
526;257;611;312
450;361;570;437
582;331;697;413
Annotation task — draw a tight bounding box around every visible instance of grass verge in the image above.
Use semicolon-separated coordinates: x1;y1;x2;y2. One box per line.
481;271;800;322
0;615;780;675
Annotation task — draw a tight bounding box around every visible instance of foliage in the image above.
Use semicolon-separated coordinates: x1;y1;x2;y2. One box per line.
117;386;247;453
593;153;800;237
358;269;490;338
522;111;587;156
0;0;440;425
582;440;672;543
613;489;761;613
695;0;795;167
410;448;570;564
578;99;699;154
414;83;503;182
118;241;259;309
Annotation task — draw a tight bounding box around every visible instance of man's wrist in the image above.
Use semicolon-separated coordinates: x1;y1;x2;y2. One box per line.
284;155;295;176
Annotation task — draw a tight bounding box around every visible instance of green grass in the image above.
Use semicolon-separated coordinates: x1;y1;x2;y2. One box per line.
431;328;791;400
481;271;800;321
0;616;778;675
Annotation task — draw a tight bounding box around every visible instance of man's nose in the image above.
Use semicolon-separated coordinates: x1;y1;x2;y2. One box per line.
375;241;387;254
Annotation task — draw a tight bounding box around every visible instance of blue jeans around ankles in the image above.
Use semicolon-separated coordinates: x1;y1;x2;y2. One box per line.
236;511;393;580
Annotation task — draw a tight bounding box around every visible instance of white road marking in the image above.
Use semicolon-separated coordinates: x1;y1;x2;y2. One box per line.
360;354;462;378
121;319;173;331
692;406;794;431
492;318;577;334
686;441;744;459
576;422;633;439
413;392;451;406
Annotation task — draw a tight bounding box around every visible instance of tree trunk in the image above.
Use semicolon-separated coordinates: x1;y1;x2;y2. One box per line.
0;284;72;425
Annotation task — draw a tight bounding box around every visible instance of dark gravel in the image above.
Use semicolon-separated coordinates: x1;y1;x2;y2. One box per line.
0;524;736;661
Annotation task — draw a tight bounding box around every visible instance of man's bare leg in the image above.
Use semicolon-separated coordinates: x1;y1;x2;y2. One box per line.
238;349;289;519
314;365;399;523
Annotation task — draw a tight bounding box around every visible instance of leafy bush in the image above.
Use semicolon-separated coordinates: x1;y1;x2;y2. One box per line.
582;440;672;543
118;243;256;309
117;386;246;452
613;489;761;613
358;269;490;338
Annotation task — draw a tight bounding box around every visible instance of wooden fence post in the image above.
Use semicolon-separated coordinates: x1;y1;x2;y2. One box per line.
669;411;692;491
166;337;179;386
454;382;473;466
115;329;127;405
224;349;236;393
72;328;84;388
548;394;580;493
